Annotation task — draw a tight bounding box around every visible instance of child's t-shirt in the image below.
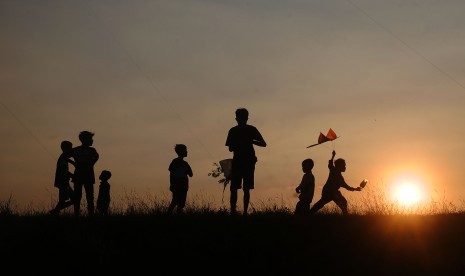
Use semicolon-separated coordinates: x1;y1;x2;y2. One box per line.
55;153;72;187
298;173;315;201
168;158;193;192
97;182;111;209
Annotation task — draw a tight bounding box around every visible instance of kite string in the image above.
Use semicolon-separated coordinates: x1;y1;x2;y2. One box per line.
345;0;465;93
0;101;55;160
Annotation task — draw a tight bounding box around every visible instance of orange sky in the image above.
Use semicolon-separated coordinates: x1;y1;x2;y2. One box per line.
1;1;465;211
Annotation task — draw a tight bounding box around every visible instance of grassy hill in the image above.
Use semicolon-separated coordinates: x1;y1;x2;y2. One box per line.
2;212;465;275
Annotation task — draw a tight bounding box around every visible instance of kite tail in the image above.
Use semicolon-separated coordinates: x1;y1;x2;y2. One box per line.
221;180;230;204
222;183;226;204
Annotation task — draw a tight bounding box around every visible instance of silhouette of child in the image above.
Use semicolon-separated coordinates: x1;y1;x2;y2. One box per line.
96;170;112;216
310;150;362;215
294;158;315;215
49;140;75;215
168;144;193;214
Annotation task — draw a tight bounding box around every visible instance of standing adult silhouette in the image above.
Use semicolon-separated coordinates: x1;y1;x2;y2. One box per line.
225;108;266;215
72;131;99;216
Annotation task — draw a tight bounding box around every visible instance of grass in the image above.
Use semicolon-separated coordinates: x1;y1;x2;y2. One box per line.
2;189;465;217
2;192;465;275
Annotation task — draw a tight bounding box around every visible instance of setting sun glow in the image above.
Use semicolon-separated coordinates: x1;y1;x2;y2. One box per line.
391;178;428;206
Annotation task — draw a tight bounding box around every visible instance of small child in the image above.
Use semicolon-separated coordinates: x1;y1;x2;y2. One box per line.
294;158;315;215
309;150;362;215
96;170;112;216
168;144;193;214
49;140;75;215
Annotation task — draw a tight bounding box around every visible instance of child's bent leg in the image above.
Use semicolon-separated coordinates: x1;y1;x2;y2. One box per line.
167;194;176;214
334;192;348;215
309;197;331;214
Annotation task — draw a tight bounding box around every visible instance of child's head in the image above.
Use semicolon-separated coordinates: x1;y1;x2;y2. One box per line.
99;170;112;181
334;158;346;172
60;140;73;153
174;144;187;157
79;131;94;146
235;108;249;125
302;158;314;173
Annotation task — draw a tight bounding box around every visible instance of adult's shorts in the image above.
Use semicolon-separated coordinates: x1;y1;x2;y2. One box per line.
230;158;256;190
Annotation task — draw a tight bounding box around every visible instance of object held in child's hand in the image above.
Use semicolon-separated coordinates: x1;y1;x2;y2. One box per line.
360;179;368;188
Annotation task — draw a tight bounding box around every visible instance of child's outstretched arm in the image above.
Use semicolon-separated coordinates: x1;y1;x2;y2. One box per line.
341;181;362;192
328;150;336;169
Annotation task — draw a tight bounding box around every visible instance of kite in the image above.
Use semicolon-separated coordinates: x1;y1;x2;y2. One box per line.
218;158;233;203
208;158;233;203
219;159;232;181
306;128;339;148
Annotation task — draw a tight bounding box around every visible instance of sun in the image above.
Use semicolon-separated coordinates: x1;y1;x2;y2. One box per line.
394;183;421;205
391;179;425;206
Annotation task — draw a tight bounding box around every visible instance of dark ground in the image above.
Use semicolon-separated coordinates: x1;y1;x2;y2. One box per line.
1;213;465;275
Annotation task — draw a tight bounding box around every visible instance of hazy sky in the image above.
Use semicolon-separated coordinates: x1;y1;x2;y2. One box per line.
1;0;465;211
